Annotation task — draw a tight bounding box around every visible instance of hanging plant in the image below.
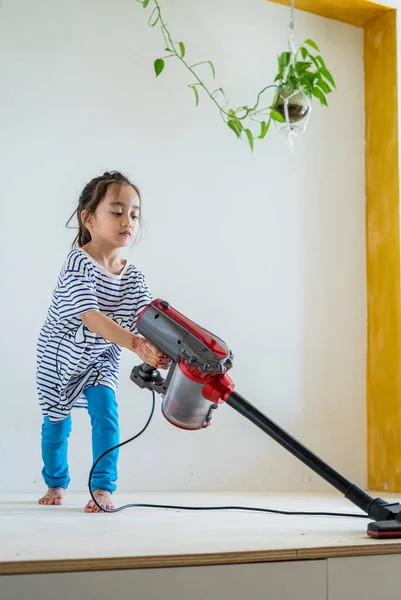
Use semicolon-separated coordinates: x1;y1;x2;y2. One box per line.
273;40;335;120
136;0;336;152
270;37;336;153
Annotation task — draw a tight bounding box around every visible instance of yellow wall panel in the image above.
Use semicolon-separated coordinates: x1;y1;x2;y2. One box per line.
269;0;391;27
365;10;401;491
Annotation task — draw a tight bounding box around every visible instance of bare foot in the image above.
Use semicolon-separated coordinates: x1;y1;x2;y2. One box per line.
38;487;66;506
84;490;114;513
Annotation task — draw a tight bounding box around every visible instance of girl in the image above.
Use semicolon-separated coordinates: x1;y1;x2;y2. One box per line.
36;171;169;512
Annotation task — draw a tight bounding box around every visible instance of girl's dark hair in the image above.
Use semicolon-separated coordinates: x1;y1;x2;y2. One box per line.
66;171;142;249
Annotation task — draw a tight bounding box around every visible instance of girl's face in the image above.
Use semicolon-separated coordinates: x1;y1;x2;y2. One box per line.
82;184;140;248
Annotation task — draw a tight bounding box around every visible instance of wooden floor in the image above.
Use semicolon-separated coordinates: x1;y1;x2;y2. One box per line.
2;491;401;575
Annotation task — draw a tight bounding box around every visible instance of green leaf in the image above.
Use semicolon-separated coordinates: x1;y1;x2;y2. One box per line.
259;120;271;139
227;121;240;138
270;110;285;123
301;47;308;60
278;52;291;69
312;86;328;106
319;66;336;89
143;0;150;7
179;42;185;58
303;79;314;97
307;52;320;70
154;58;165;77
295;61;312;75
245;129;254;152
234;118;243;133
228;109;236;117
191;61;216;79
189;85;199;106
316;55;326;68
165;47;173;52
149;8;160;26
304;38;320;52
208;61;216;79
315;76;332;94
305;71;317;84
227;119;243;138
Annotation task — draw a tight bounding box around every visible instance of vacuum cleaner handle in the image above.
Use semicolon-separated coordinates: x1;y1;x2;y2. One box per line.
137;362;157;381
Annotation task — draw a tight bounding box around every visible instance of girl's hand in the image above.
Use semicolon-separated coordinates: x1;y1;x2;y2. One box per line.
132;335;170;370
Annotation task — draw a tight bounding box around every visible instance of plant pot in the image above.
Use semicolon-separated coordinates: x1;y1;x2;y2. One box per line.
275;88;310;123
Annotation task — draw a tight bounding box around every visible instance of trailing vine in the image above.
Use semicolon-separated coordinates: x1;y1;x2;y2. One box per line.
137;0;336;151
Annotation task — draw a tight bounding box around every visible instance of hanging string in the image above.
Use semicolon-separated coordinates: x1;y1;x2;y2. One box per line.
276;0;311;155
282;0;298;155
289;0;295;33
283;0;297;86
288;0;297;68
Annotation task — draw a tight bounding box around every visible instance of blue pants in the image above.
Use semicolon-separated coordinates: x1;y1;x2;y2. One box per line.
41;386;119;493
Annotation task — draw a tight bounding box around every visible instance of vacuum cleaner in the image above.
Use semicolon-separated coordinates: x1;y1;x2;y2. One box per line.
129;298;401;540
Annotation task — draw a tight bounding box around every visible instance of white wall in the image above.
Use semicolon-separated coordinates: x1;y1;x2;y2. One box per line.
0;0;366;494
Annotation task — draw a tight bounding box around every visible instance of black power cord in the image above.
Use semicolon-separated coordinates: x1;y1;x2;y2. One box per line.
88;391;369;519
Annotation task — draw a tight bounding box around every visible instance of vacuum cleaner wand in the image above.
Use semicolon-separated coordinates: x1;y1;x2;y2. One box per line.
131;299;401;539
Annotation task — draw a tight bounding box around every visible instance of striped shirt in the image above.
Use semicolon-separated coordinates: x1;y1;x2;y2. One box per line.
36;248;153;422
